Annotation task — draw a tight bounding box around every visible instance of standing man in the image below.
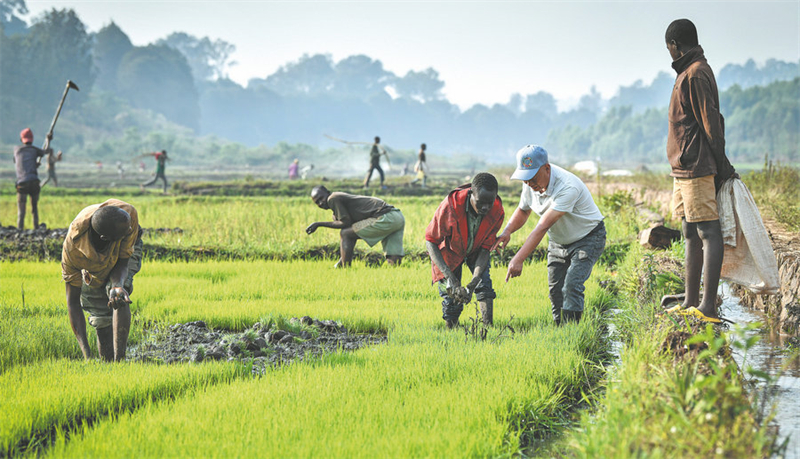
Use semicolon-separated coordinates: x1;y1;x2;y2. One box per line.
62;199;142;361
664;19;736;321
289;159;300;180
40;148;63;188
425;173;504;328
140;150;169;193
13;128;46;230
494;145;605;325
363;136;386;189
306;185;404;267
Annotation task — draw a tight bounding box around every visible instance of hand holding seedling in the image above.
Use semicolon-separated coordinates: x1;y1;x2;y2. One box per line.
305;223;320;235
108;286;131;310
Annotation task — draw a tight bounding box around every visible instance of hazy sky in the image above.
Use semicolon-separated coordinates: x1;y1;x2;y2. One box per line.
24;1;800;110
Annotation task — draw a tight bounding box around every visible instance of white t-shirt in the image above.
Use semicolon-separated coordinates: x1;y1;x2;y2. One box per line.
518;164;604;245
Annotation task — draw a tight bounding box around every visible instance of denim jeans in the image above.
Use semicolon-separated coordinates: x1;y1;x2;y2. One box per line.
547;221;606;321
438;252;495;322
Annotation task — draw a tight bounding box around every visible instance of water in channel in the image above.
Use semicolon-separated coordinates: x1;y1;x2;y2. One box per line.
722;283;800;459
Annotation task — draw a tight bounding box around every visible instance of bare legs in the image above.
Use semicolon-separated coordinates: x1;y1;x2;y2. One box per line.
337;228;403;267
681;219;724;318
94;306;131;362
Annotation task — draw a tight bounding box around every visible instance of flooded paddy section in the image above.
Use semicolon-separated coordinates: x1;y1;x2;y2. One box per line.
723;283;800;459
129;317;387;375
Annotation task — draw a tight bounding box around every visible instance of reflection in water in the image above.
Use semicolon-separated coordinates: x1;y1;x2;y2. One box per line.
722;283;800;459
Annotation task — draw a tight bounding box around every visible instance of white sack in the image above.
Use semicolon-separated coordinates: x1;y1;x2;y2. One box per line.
717;178;780;294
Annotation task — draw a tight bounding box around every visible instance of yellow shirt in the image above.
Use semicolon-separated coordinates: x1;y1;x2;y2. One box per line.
61;199;139;288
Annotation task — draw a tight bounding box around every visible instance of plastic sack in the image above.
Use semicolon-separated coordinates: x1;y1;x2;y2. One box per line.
717;178;780;294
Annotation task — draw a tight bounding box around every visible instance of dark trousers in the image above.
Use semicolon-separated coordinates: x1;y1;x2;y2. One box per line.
142;173;168;192
438;252;495;322
364;164;384;187
547;222;606;322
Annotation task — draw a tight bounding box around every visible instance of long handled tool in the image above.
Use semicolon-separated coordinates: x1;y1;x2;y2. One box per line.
324;134;392;170
38;80;79;164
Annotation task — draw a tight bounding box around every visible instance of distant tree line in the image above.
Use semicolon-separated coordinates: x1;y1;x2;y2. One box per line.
1;2;798;169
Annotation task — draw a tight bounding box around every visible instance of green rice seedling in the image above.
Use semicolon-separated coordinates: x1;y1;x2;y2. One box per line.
0;359;247;457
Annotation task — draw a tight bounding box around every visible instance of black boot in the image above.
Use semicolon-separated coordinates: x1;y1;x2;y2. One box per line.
562;310;583;324
445;318;459;329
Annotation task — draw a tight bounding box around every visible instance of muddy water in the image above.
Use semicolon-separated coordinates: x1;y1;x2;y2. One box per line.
722;283;800;459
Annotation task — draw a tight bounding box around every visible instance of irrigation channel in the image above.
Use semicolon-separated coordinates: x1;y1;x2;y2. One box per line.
721;283;800;459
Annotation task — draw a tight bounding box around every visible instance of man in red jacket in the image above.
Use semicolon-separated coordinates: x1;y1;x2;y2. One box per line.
425;173;504;328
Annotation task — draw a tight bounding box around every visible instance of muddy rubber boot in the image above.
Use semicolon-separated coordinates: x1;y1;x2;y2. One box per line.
445;318;459;329
479;299;494;326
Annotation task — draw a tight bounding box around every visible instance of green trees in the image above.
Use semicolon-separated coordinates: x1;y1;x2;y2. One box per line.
92;22;133;92
117;44;199;131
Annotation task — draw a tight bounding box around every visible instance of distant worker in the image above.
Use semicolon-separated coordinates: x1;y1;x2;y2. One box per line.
409;143;429;188
494;145;606;325
140;150;169;193
425;173;504;328
62;199;143;361
662;19;736;322
306;185;405;267
289;158;300;180
40;148;63;188
300;164;314;180
363;136;387;189
13;128;47;230
116;161;125;181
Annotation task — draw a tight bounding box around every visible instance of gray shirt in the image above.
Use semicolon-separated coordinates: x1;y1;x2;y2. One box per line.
13;144;45;185
518;164;604;245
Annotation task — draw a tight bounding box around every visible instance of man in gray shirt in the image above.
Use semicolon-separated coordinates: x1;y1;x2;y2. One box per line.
493;145;606;325
306;185;405;267
13;128;47;230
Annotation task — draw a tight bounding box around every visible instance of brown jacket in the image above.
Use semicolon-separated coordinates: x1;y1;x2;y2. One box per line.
667;46;735;187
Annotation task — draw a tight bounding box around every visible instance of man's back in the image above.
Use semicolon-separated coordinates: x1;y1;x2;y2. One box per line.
13;145;44;184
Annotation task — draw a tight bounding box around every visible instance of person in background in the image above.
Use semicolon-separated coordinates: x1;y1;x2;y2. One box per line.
494;145;605;325
363;136;387;189
13;128;47;230
306;185;405;267
62;200;143;361
40;148;63;188
409;143;429;188
140;150;169;193
289;159;300;180
425;173;504;328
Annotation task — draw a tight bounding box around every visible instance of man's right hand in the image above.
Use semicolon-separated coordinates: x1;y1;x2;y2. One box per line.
305;223;319;235
491;232;510;251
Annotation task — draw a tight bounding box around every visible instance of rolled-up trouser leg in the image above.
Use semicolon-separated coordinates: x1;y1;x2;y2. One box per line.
547;244;569;324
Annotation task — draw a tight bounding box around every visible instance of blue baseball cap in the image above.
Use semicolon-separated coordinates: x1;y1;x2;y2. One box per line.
510;145;548;181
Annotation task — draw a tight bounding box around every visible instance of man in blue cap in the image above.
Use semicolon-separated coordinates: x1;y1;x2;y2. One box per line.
492;145;605;324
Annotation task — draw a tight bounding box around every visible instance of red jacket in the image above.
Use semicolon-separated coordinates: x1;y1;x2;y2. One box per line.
425;185;504;283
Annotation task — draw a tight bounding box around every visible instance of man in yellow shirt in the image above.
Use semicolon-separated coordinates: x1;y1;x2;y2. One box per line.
62;199;143;361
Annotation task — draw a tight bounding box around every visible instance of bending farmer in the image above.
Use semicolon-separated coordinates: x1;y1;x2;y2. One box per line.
425;173;504;328
62;199;143;361
13;128;47;230
306;185;405;267
495;145;605;325
663;19;736;321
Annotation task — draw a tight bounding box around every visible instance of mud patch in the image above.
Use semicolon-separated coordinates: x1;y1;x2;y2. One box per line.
128;317;387;374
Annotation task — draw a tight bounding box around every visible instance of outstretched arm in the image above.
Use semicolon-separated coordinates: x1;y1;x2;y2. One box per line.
491;207;532;251
107;257;132;310
506;208;564;282
465;248;490;298
306;220;349;234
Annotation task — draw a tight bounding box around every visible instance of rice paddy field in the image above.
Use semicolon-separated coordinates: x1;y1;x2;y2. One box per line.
1;188;619;458
1;183;776;458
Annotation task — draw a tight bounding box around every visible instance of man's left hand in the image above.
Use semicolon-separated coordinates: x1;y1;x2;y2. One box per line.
108;287;131;310
506;256;524;282
305;223;319;235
